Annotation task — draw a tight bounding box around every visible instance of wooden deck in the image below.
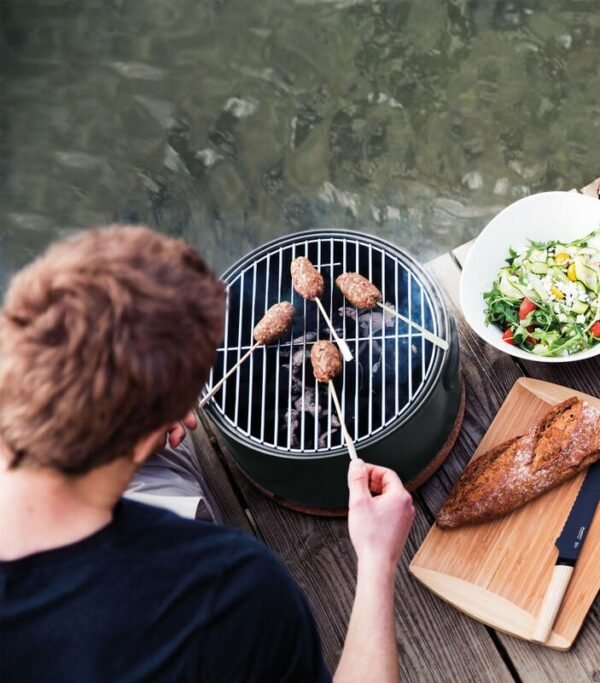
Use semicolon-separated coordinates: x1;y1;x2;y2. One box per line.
190;193;600;682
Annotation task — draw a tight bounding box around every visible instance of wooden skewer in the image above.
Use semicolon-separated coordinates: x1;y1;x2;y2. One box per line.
377;302;449;351
328;381;357;460
314;297;354;362
199;341;261;408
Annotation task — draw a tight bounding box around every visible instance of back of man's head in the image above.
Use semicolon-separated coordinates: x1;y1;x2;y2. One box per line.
0;225;225;474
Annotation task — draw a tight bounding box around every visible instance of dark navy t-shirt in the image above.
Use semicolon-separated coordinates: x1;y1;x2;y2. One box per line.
0;500;331;683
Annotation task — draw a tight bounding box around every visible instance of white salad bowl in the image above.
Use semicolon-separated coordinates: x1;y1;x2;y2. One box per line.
460;191;600;363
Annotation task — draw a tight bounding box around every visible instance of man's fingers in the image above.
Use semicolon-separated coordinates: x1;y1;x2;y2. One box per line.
165;410;197;449
181;410;197;431
168;422;185;448
347;459;371;507
367;464;406;496
350;461;411;508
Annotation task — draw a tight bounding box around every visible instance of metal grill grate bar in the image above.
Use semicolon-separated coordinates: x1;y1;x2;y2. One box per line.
273;247;284;445
354;239;360;441
381;249;386;427
301;241;309;452
394;254;399;416
341;239;348;448
407;271;413;402
233;271;245;425
368;243;374;435
247;261;258;434
286;244;296;450
260;259;269;443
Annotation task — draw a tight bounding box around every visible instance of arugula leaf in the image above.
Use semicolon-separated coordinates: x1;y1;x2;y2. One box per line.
505;247;518;266
484;282;520;327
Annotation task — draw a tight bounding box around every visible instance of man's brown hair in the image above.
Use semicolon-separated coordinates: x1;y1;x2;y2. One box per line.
0;225;225;474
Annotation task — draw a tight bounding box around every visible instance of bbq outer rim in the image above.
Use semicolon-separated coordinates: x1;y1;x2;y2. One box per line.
203;228;455;462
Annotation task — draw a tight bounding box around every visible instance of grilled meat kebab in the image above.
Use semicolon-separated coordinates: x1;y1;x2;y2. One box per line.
336;272;382;310
291;256;324;300
311;340;342;383
253;302;296;345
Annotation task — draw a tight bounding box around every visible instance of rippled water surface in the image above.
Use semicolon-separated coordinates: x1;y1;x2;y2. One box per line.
1;1;598;286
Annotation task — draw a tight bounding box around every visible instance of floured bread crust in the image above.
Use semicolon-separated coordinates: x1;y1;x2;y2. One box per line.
436;398;600;529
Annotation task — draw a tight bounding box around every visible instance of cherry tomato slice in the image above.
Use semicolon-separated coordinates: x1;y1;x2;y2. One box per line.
519;298;537;321
502;328;514;345
590;321;600;338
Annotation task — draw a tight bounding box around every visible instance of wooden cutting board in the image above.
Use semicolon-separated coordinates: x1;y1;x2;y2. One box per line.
409;377;600;650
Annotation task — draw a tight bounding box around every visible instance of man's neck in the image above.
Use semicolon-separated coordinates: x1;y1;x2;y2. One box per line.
0;456;135;561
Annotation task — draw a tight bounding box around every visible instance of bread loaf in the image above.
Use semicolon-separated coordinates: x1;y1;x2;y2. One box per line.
436;397;600;529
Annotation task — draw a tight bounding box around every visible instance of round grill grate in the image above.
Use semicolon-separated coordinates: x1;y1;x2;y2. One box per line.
204;230;448;458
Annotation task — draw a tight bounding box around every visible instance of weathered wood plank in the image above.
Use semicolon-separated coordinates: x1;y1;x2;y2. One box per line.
431;250;600;682
201;416;514;682
423;254;523;512
522;356;600;399
450;240;475;269
188;416;254;533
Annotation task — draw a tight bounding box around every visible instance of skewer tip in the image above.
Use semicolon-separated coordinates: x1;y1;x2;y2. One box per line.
339;342;354;362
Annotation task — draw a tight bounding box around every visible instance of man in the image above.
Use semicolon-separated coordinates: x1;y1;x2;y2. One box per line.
0;226;415;682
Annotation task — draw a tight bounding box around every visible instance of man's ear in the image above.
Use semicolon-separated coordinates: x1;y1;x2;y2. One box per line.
131;427;167;465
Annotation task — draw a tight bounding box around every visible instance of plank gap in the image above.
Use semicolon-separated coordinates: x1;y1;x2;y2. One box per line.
513;358;530;378
486;627;524;683
449;249;463;272
243;507;266;543
196;411;262;537
413;490;435;526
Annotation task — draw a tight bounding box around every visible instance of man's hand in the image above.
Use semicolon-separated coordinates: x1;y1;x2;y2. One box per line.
335;461;415;682
347;459;415;570
165;410;197;449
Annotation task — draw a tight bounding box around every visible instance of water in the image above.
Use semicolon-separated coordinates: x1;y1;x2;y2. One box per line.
1;1;599;289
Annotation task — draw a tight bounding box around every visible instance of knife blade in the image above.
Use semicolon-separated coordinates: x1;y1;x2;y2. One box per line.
556;460;600;564
532;461;600;643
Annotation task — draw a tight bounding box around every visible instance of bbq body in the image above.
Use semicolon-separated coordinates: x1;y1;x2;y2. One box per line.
253;302;296;345
336;272;382;310
311;340;342;383
291;257;324;300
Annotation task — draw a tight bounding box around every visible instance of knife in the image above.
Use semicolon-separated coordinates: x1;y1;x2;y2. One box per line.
532;461;600;643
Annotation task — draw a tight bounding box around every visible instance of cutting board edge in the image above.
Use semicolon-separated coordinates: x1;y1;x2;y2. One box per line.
515;377;600;408
409;566;572;650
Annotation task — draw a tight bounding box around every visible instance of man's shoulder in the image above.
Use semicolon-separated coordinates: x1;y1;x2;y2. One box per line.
116;498;276;574
117;499;302;624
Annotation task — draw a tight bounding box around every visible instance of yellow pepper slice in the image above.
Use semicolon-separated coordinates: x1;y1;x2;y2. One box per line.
554;252;570;265
551;285;565;299
567;263;577;281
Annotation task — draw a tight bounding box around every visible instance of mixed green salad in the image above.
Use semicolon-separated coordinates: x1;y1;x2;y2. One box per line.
484;228;600;357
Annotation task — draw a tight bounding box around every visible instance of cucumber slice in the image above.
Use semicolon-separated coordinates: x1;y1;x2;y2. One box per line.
531;280;547;301
549;266;570;284
498;274;522;299
529;249;547;262
572;300;589;315
574;256;598;293
530;262;548;275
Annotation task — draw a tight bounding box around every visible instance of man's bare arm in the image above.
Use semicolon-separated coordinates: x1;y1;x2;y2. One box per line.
334;460;415;683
